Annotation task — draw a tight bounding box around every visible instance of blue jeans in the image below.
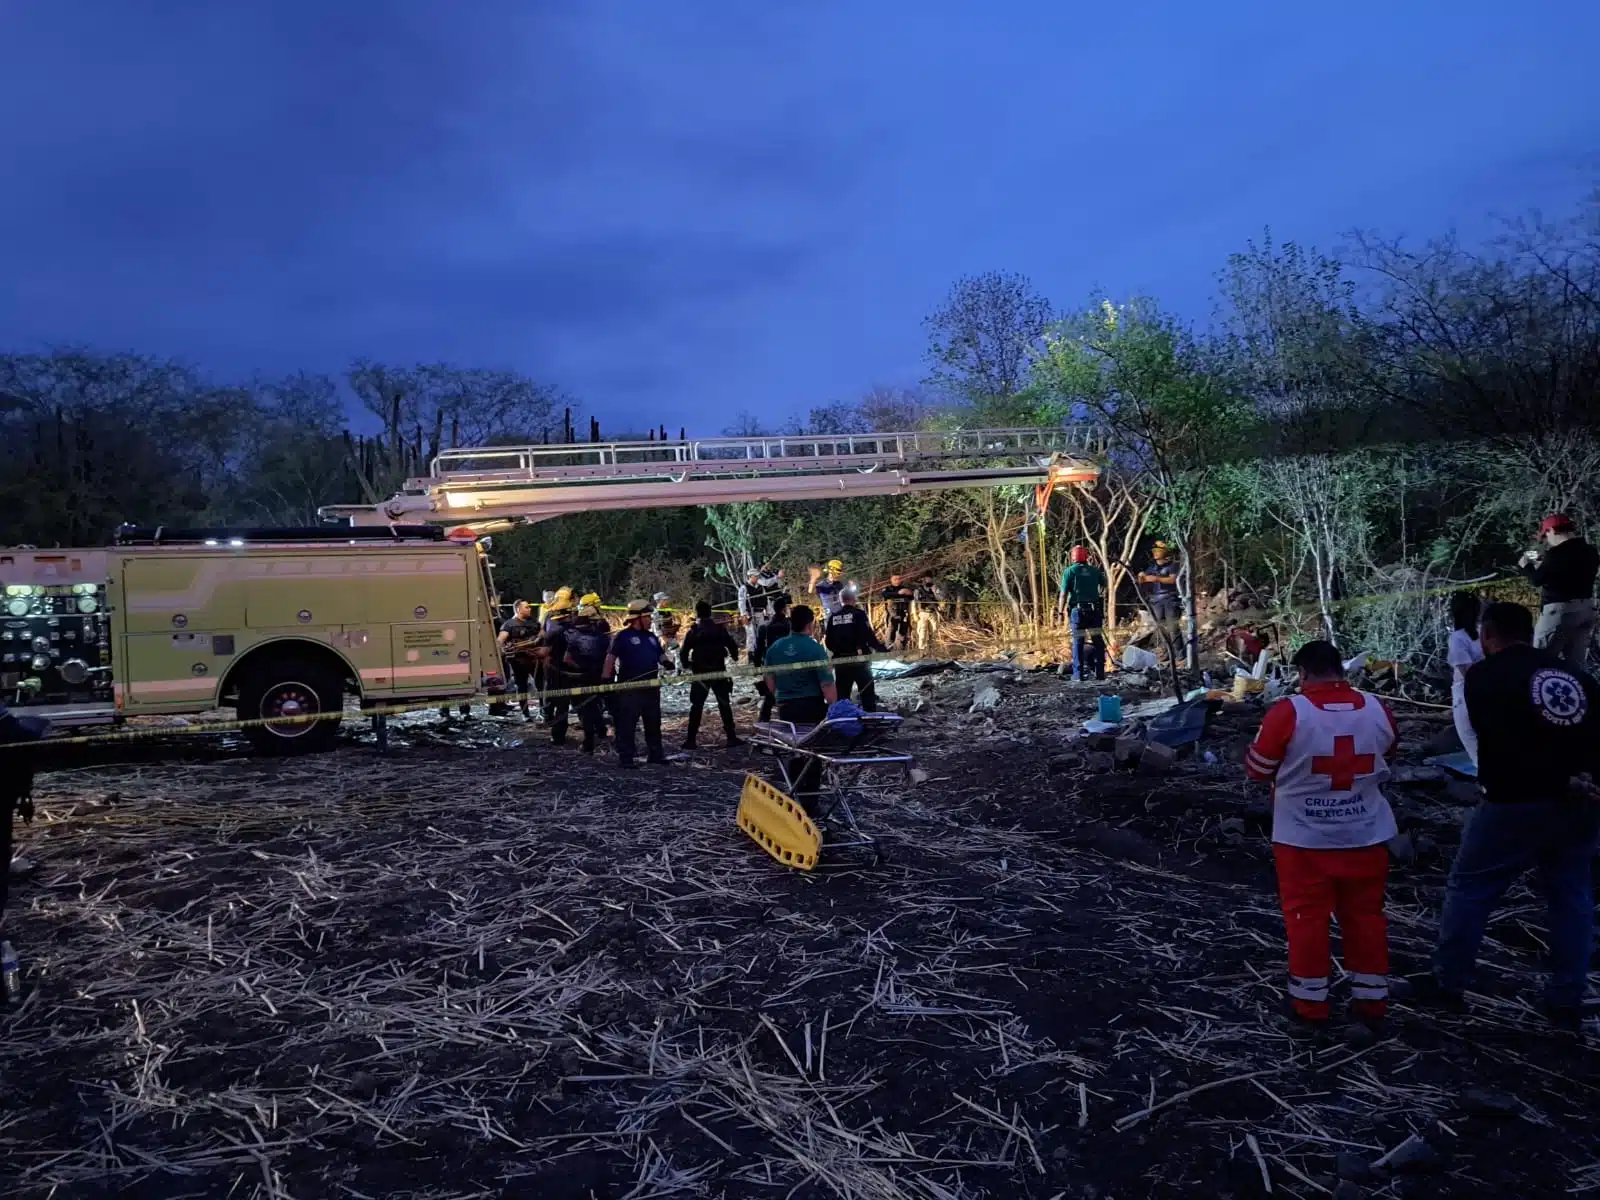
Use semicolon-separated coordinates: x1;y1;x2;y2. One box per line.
1433;800;1600;1006
1069;605;1106;681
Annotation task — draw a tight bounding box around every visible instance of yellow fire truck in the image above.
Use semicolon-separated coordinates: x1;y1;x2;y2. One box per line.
1;427;1102;753
1;525;503;753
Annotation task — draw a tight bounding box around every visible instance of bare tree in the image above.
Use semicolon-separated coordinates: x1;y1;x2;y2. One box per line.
924;272;1055;408
1057;469;1153;633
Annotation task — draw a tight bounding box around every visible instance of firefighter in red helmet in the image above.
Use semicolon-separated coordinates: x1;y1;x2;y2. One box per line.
1057;546;1108;682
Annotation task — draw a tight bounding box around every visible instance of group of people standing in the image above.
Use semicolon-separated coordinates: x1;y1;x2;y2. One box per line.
1250;512;1600;1037
1055;540;1181;681
1250;604;1600;1036
497;557;916;769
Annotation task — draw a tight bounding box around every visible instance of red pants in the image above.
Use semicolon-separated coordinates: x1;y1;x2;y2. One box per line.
1273;844;1389;1021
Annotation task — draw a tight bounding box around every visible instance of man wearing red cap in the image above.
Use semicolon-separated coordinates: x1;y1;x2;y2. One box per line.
1520;514;1598;672
1057;546;1108;682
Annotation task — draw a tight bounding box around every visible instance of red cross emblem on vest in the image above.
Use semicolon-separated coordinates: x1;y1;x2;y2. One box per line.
1311;735;1375;791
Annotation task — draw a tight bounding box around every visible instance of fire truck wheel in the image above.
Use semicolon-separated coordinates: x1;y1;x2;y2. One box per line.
237;657;343;755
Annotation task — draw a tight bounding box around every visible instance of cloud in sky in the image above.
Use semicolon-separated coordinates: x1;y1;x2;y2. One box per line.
3;0;1597;433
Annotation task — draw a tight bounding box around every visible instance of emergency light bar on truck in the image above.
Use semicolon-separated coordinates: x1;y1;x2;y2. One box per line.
321;425;1105;528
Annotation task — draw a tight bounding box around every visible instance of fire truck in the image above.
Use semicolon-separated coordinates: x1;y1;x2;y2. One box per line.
1;427;1100;753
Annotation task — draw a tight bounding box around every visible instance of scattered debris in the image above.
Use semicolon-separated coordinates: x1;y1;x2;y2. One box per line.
1136;741;1177;775
970;684;1003;712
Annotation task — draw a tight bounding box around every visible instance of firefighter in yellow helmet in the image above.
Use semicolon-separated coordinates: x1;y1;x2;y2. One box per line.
538;590;577;742
1137;542;1179;631
563;594;612;752
809;558;847;619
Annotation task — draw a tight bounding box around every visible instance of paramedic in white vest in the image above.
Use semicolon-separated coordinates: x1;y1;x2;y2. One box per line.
1245;639;1399;1031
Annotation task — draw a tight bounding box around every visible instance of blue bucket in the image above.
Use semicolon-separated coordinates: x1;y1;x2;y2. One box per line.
1098;695;1122;724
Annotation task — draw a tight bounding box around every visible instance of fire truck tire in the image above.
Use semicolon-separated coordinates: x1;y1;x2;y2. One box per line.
236;656;343;755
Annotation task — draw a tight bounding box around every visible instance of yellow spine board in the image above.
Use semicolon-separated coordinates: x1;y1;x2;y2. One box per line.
736;773;821;871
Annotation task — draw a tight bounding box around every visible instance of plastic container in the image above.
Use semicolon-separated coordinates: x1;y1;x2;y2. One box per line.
1098;695;1123;724
1120;646;1159;672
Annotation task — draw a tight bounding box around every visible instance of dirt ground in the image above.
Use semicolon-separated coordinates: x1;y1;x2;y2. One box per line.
3;666;1599;1199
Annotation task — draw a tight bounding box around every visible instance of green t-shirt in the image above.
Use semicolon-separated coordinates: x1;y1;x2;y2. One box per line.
763;633;835;701
1059;563;1107;609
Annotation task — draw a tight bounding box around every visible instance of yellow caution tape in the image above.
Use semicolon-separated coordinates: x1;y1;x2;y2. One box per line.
2;573;1523;750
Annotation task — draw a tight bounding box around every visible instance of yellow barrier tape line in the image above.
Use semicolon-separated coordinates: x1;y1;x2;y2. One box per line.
4;572;1526;750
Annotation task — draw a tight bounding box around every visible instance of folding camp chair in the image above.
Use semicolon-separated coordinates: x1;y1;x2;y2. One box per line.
744;713;911;866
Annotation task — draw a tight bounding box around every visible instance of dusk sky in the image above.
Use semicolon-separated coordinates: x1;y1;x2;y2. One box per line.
3;2;1596;437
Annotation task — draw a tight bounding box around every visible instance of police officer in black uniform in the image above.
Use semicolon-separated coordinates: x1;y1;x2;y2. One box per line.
604;599;668;768
681;600;742;749
752;594;792;722
823;584;886;711
562;598;612;754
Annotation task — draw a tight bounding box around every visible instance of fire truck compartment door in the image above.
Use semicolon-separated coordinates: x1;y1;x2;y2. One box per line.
389;623;473;691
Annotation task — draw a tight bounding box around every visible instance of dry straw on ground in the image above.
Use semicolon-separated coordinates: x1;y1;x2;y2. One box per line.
3;673;1599;1198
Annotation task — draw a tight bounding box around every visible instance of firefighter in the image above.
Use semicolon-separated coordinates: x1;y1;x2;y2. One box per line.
540;592;575;744
881;574;913;651
811;559;847;619
681;600;743;749
563;596;612;754
496;599;542;720
752;594;792;722
1057;546;1108;682
1245;640;1399;1035
824;583;886;711
604;600;668;768
1137;542;1179;631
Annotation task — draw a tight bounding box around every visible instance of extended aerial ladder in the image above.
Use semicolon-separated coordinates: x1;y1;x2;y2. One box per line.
321;426;1105;529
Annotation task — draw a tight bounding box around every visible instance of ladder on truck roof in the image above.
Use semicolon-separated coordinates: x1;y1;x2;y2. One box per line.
321;426;1105;528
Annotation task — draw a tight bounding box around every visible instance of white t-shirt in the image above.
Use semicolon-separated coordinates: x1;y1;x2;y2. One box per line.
1447;630;1483;700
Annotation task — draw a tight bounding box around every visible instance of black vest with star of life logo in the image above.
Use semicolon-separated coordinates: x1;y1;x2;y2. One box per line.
1464;643;1600;804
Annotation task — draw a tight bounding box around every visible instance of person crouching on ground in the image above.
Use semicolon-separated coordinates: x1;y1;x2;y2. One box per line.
1413;601;1600;1030
1245;640;1399;1035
